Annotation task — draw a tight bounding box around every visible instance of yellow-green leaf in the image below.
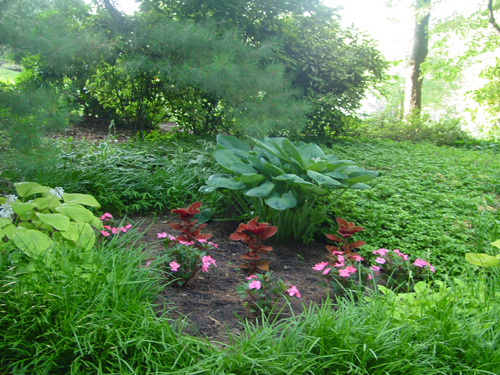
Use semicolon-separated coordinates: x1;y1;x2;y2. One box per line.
62;193;101;208
10;201;36;216
465;253;499;267
36;213;71;231
56;204;95;224
32;196;61;211
14;182;50;198
12;230;54;259
60;222;95;251
491;240;500;249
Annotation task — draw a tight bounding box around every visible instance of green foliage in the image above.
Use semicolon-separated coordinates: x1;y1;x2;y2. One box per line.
325;138;500;272
0;182;103;274
357;111;467;146
201;135;378;243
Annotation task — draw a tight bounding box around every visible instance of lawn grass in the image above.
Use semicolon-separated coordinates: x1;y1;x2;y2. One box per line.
0;66;20;81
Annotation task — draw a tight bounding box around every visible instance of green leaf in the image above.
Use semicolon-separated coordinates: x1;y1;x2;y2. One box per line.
465;253;499;267
14;182;50;198
10;201;36;216
205;175;246;190
193;209;212;224
307;170;343;188
349;183;371;190
32;196;61;211
491;240;500;249
216;134;250;153
310;210;326;224
297;144;325;159
345;171;379;184
56;204;95;224
323;172;348;180
245;181;275;197
0;218;12;228
265;192;297;210
280;138;303;164
35;213;71;231
262;160;285;177
199;185;219;193
62;193;101;208
60;222;96;251
239;174;265;186
12;230;54;260
214;148;256;174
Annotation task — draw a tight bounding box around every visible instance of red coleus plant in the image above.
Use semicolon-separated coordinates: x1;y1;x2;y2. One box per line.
229;216;277;273
325;217;365;261
168;202;212;244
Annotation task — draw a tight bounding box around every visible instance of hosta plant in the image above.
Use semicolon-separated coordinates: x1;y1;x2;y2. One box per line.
236;272;301;316
200;135;378;243
0;182;103;272
229;217;277;273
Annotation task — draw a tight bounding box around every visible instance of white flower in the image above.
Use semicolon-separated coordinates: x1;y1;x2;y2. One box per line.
0;203;14;219
5;195;17;203
313;157;322;162
49;187;64;199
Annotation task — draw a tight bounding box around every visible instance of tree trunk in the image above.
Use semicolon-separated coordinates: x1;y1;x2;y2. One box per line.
404;0;431;117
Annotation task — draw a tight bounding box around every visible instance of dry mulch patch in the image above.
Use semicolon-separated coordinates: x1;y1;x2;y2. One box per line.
134;216;331;343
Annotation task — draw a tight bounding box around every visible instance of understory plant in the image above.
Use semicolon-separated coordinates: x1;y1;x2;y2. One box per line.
0;182;103;273
168;201;212;243
157;233;217;287
313;218;435;295
236;272;301;316
229;216;277;272
200;135;378;243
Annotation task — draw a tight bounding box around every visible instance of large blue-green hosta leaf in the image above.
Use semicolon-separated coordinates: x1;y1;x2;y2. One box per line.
265;192;297;210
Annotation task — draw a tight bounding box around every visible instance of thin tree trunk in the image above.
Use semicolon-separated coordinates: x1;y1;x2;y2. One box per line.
404;0;431;117
488;0;500;36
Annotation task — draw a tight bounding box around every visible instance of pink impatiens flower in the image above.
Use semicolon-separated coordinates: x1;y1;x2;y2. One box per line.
169;261;180;272
287;285;301;298
393;249;409;261
373;248;389;256
323;267;332;275
99;213;113;221
338;268;351;277
414;258;435;273
370;265;381;275
246;275;258;280
312;261;329;271
157;232;168;239
350;254;364;262
375;257;386;264
100;230;110;237
249;280;261;290
201;255;217;272
333;255;345;268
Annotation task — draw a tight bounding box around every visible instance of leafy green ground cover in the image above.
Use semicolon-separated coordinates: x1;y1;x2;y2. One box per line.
2;136;500;373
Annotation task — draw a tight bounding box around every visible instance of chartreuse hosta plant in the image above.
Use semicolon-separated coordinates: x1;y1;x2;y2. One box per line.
200;135;378;243
0;182;103;271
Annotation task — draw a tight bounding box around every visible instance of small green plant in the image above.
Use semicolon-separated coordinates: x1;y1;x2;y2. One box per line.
465;239;500;267
229;216;277;272
157;233;218;287
0;182;103;272
200;135;378;243
236;272;301;316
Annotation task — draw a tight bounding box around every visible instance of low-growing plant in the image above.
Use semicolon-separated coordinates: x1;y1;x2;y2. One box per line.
157;233;218;287
229;216;277;272
236;272;301;316
465;239;500;267
98;212;132;239
200;134;378;243
0;182;103;273
168;201;213;244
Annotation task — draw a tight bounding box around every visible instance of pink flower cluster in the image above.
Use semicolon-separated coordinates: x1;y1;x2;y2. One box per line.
373;248;410;263
312;254;362;278
414;258;435;273
157;232;219;248
99;213;132;237
201;255;217;272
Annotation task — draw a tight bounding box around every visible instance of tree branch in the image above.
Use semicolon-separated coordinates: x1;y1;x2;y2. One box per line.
488;0;500;36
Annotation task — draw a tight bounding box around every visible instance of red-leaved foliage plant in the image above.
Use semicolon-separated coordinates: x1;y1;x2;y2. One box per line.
229;217;277;273
325;217;365;262
168;202;212;244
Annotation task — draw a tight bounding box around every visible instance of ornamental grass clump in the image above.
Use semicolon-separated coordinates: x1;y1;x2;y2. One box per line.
200;134;378;243
236;272;301;316
229;216;277;273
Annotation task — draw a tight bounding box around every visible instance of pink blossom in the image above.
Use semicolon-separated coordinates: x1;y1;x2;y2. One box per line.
120;226;128;233
168;235;176;241
208;242;219;248
393;249;409;261
179;240;195;246
157;232;168;239
312;261;329;271
249;280;261;290
287;285;301;298
100;230;110;237
103;225;111;230
375;257;386;264
338;268;351;277
145;261;152;268
350;254;364;262
344;265;357;275
333;255;345;268
125;224;132;229
99;213;113;221
330;250;344;255
373;248;389;256
197;239;207;243
169;261;180;272
414;258;428;267
370;265;381;275
201;255;217;272
323;267;331;275
367;274;373;280
246;275;258;280
111;227;118;234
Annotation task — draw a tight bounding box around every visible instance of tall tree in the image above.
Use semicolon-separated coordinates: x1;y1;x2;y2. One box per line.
404;0;431;116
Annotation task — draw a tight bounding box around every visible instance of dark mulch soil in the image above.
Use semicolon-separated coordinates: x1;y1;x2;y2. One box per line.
134;216;331;343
